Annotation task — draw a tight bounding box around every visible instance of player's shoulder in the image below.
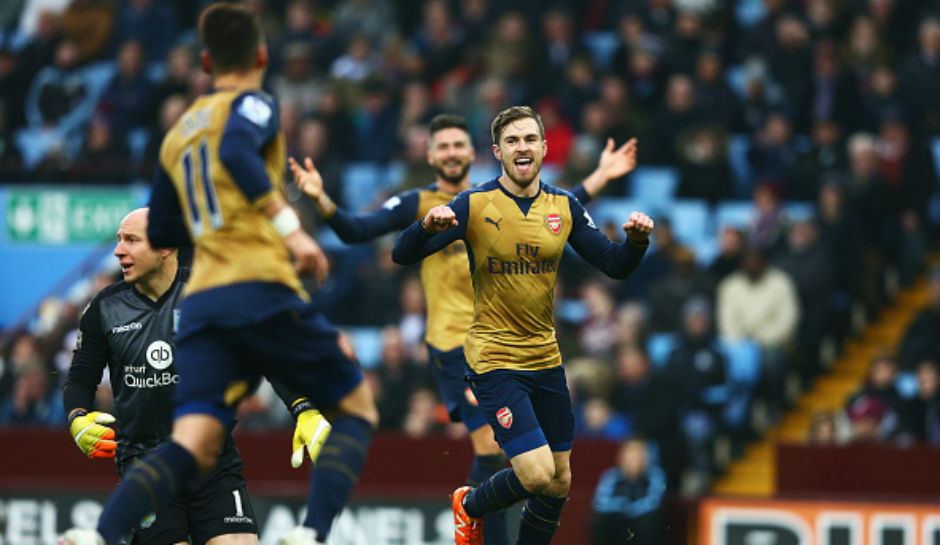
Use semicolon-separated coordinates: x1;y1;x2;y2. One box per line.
83;279;132;317
541;182;578;201
230;90;278;128
456;179;501;201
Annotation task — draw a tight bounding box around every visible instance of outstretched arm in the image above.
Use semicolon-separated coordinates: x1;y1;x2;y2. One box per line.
289;156;420;243
573;138;638;205
392;196;468;265
567;197;652;279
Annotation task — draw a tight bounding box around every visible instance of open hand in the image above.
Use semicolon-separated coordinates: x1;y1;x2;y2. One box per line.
598;138;638;180
288;157;324;201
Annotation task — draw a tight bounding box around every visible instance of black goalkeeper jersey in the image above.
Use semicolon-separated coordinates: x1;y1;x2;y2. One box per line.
63;268;239;472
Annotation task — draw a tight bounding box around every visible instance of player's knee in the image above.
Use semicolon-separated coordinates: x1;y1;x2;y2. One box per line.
518;466;553;494
549;467;572;496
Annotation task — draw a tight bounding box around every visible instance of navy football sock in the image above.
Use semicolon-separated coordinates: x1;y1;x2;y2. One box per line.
304;416;374;540
517;494;567;545
468;454;510;545
97;441;198;543
463;467;534;519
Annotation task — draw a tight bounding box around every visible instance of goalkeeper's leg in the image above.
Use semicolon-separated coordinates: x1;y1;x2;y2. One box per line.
97;414;225;543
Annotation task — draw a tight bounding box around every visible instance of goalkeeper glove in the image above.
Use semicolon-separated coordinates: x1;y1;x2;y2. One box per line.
69;410;117;459
290;398;331;468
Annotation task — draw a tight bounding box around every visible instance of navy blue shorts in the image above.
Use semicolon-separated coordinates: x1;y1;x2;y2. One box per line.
173;304;363;424
467;366;574;458
427;344;488;433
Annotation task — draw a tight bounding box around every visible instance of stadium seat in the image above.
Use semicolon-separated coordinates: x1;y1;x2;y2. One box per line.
718;338;762;387
735;0;767;28
470;162;501;186
714;201;754;230
541;164;561;185
589;198;648;230
343;326;384;370
627;166;679;204
784;201;817;223
647;332;677;369
896;371;919;399
583;31;620;72
725;64;747;99
664;199;711;247
342;162;383;212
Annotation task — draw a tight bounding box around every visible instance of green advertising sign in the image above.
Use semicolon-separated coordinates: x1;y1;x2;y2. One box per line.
5;186;144;244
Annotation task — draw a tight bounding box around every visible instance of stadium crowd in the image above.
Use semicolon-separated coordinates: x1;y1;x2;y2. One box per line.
2;0;940;503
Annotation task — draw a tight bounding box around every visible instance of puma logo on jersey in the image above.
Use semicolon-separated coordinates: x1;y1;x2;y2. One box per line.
485;217;503;230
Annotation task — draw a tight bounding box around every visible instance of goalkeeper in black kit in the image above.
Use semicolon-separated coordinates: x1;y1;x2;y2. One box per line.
63;208;329;545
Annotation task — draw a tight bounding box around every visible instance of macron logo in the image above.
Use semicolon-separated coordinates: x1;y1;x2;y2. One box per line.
112;322;142;334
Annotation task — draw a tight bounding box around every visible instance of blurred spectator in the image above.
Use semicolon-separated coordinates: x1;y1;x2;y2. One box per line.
146;46;195;127
790;118;847;201
666;297;728;474
663;10;704;75
844;16;891;78
899;268;940;370
846;352;903;429
536;97;574;168
773;221;833;380
397;80;437;142
19;39;108;169
708;226;745;284
352;76;399;162
899;18;940;136
269;41;323;117
0;333;42;401
558;55;599;133
807;411;841;446
815;180;863;348
748;182;789;253
68;116;129;184
675;125;734;205
807;40;862;136
109;0;177;63
332;0;399;51
846;393;892;444
403;386;446;437
647;247;711;333
17;1;69;39
141;93;186;178
95;40;152;136
644;73;698;166
0;0;25;32
898;360;940;443
316;86;357;161
863;65;904;133
576;397;631;440
406;0;464;85
0;99;23;180
59;0;115;63
398;275;427;362
598;75;643;145
693;49;739;130
397;123;437;190
768;16;813;124
737;57;786;136
539;7;588;95
483;11;539;101
747;114;801;200
373;325;430;431
270;0;322;75
0;364;63;427
330;34;381;83
578;281;620;360
458;0;496;48
717;248;800;419
610;347;684;486
590;438;666;545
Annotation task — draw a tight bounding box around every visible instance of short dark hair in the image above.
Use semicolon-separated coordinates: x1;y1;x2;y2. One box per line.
428;114;469;138
490;105;544;145
198;3;263;75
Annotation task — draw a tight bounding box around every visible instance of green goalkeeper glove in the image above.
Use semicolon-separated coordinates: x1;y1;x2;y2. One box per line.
290;398;331;469
69;410;117;459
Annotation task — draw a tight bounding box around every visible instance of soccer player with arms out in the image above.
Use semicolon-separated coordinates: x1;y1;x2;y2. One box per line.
392;106;654;545
62;4;378;545
289;114;638;545
63;208;329;545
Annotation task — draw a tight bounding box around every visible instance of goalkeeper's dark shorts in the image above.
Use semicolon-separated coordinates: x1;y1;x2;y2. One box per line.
427;343;488;433
130;443;257;545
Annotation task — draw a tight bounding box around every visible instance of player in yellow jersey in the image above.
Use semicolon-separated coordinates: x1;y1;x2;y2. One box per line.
289;113;639;545
62;5;377;545
392;106;654;545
